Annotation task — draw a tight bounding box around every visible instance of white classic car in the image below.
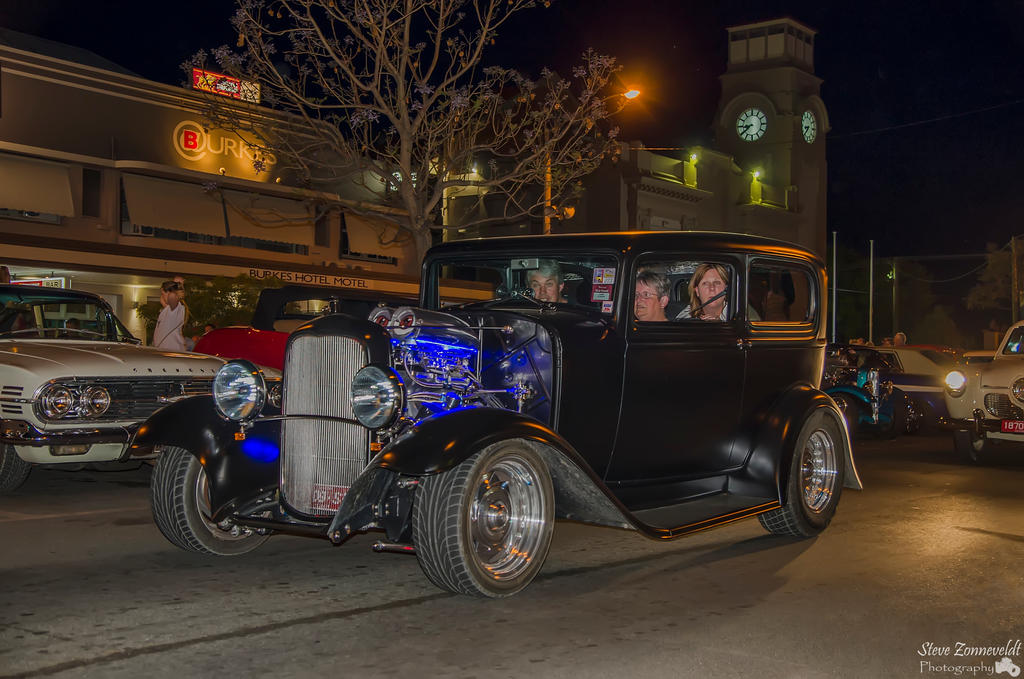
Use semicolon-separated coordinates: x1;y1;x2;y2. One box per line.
0;284;236;492
943;321;1024;462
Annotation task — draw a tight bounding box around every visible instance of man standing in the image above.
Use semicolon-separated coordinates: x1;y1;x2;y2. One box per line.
154;277;188;350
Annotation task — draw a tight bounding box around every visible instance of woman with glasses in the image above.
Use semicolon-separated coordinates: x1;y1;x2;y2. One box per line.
634;270;670;322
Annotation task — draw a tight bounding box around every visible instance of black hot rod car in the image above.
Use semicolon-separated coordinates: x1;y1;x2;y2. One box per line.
131;231;860;597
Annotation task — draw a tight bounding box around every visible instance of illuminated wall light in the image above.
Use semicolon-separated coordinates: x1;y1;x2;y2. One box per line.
752;170;761;180
689;153;698;162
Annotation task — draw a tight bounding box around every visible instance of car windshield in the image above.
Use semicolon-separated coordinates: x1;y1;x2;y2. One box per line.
918;349;957;366
1003;328;1024;355
431;254;619;313
0;289;123;341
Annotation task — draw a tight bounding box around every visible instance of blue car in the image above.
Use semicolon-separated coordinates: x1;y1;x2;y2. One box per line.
823;344;917;437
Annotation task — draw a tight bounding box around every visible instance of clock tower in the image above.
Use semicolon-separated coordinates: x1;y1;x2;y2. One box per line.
714;18;828;255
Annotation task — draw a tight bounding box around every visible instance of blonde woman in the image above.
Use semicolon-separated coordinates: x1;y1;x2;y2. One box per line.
676;263;730;321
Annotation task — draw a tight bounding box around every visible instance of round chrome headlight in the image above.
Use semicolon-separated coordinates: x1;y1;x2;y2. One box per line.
1013;378;1024;403
213;360;266;421
39;385;74;419
350;365;403;430
81;385;111;416
944;370;967;397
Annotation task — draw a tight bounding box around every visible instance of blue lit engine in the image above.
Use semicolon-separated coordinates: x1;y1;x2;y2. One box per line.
376;307;548;421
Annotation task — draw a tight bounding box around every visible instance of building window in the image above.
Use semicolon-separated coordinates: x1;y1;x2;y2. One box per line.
82;168;102;218
314;208;331;247
338;213;398;265
0;208;61;224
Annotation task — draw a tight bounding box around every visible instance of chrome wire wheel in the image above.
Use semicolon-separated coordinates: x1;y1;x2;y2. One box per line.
800;428;839;513
468;455;548;582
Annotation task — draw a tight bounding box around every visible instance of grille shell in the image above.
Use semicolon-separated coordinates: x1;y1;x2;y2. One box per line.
281;334;369;518
984;393;1024;420
31;378;212;422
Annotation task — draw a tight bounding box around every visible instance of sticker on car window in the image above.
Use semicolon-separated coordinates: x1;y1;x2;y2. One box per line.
601;300;614;314
591;284;613;302
593;267;616;284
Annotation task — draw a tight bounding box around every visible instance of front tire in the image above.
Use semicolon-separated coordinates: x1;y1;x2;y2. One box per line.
413;440;555;598
759;410;846;537
953;429;988;465
0;445;32;494
150;446;269;555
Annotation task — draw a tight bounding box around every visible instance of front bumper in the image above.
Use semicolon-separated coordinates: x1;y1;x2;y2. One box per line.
939;410;1024;444
1;419;139;463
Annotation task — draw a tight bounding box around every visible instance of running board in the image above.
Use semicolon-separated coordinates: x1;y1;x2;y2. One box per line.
631;495;780;539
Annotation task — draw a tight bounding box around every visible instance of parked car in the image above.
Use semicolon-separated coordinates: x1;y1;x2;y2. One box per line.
194;285;419;371
131;231;861;597
0;284;245;493
823;343;917;437
944;320;1024;462
874;345;958;429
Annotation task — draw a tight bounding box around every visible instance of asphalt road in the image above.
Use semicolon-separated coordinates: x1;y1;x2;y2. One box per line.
1;435;1022;679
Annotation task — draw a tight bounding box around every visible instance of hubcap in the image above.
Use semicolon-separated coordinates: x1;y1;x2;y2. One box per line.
468;454;547;581
194;465;248;541
800;429;839;513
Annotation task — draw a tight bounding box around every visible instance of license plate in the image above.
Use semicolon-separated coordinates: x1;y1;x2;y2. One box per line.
1000;420;1024;433
311;483;349;511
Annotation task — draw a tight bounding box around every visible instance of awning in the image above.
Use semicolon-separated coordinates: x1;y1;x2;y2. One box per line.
222;190;314;246
122;173;228;237
0;153;74;217
344;212;416;258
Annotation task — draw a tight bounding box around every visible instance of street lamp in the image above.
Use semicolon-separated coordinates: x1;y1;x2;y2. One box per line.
544;87;641;234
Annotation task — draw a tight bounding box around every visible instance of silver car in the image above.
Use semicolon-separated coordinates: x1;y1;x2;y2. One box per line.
0;284;227;492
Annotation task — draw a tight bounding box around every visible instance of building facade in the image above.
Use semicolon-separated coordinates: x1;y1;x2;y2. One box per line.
0;30;417;341
450;18;829;257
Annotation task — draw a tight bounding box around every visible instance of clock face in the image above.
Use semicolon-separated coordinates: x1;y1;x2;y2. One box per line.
802;110;817;143
736;108;767;142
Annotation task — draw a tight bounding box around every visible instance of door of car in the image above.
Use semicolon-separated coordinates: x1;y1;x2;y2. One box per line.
603;255;746;502
734;257;821;466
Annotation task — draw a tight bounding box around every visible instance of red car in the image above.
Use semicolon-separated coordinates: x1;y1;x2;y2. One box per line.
195;285;416;370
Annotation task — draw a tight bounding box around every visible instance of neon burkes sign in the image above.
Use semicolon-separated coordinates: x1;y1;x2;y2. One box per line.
172;120;277;168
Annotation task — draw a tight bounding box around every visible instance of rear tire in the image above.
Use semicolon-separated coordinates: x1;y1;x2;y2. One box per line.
413;440;555;598
759;410;846;538
0;445;32;494
151;446;269;555
952;430;988;465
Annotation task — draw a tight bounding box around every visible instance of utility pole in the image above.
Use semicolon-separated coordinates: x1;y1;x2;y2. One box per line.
1013;236;1019;323
868;240;874;344
831;231;837;342
892;257;898;337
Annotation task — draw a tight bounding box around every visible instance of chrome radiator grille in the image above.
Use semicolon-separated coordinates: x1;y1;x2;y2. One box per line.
281;334;369;517
984;393;1024;420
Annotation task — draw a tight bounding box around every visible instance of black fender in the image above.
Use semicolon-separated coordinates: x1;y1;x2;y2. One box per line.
730;385;861;505
129;395;280;520
374;407;636;532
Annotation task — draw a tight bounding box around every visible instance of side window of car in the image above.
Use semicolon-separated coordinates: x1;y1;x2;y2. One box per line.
748;260;816;324
633;257;736;323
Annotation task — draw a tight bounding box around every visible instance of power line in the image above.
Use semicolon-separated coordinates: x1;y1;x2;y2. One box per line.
831;98;1024;139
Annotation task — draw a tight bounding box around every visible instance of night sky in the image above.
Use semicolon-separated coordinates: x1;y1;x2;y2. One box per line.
2;0;1022;258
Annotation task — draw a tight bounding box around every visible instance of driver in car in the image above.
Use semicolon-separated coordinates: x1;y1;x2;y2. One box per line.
528;260;568;303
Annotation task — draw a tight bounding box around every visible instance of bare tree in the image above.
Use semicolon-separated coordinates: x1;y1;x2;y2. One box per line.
187;0;629;260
